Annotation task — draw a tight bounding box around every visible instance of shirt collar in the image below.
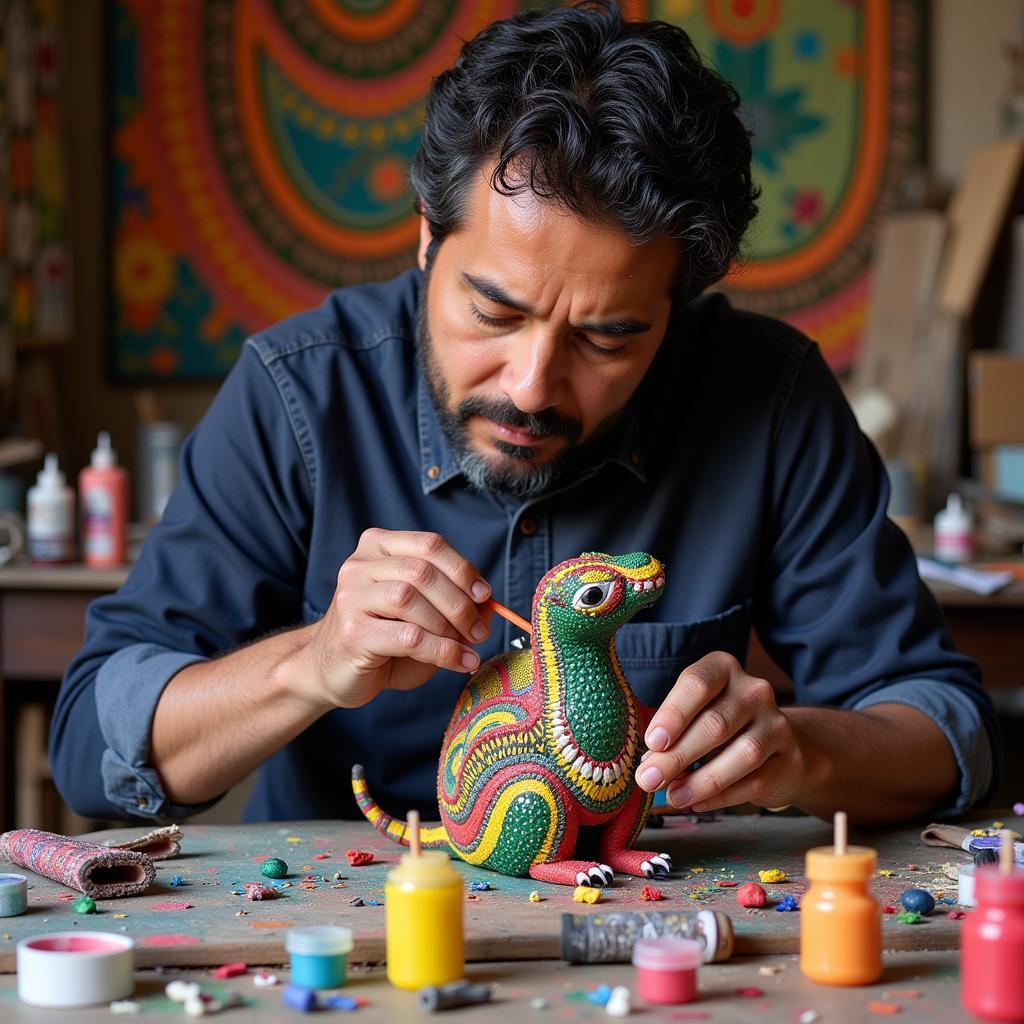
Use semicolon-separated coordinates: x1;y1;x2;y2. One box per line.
417;367;647;496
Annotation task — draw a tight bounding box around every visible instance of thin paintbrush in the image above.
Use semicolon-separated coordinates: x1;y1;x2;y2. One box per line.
484;597;532;637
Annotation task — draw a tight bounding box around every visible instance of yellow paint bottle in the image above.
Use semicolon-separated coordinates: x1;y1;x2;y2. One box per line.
385;811;464;990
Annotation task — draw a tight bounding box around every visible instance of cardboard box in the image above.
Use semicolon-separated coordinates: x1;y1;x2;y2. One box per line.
969;353;1024;445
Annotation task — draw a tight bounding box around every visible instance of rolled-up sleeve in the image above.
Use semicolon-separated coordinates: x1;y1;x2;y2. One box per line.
754;343;1000;814
50;341;313;821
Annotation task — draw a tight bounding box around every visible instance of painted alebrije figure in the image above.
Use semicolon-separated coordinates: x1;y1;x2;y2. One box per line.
352;551;673;887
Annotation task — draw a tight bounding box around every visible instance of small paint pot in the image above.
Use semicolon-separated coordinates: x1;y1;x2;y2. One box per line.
0;873;28;916
959;864;977;908
632;936;702;1005
17;931;135;1007
286;925;353;989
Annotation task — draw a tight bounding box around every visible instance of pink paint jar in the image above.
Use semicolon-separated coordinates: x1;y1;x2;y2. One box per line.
632;937;702;1004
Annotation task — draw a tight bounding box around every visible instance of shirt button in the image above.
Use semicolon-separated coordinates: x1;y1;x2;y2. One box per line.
136;797;148;809
426;465;440;480
519;517;537;536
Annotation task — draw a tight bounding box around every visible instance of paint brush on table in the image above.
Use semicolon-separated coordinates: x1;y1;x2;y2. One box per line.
483;597;532;645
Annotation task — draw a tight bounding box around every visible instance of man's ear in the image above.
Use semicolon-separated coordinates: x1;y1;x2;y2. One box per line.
417;216;433;271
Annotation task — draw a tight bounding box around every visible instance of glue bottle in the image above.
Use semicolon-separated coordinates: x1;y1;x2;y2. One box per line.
961;831;1024;1021
26;453;75;564
934;492;972;563
79;432;128;567
800;811;881;986
385;811;464;990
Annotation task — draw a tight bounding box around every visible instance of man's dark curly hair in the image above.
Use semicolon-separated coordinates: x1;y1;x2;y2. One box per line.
410;1;759;300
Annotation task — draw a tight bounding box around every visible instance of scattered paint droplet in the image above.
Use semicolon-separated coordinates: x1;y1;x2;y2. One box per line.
882;904;898;914
470;880;492;891
715;880;737;887
346;849;374;866
169;875;185;887
640;885;665;901
948;910;967;920
286;836;303;843
466;893;481;902
213;962;247;979
735;986;765;998
878;869;894;877
528;891;542;902
896;910;922;924
758;869;785;884
573;885;602;904
774;895;799;912
72;896;96;914
868;1000;903;1015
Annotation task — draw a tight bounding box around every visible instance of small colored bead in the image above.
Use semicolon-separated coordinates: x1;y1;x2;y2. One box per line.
898;888;935;915
260;858;288;879
737;882;767;908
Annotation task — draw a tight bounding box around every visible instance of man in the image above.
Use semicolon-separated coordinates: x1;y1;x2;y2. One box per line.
52;3;995;826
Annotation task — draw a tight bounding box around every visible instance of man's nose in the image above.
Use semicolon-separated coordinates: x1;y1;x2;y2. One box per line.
499;328;567;414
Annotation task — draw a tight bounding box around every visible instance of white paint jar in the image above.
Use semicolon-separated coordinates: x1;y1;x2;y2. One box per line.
17;931;135;1007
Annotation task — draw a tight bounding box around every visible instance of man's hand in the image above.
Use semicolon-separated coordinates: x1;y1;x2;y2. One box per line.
634;651;803;813
304;528;493;709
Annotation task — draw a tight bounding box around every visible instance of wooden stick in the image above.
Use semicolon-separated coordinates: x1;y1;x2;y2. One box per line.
484;597;532;636
1001;828;1014;875
834;811;848;856
408;810;420;858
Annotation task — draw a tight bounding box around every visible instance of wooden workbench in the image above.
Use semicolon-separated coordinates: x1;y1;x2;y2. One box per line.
0;813;1011;972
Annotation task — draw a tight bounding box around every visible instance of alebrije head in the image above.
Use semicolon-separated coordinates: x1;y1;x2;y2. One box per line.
532;551;665;640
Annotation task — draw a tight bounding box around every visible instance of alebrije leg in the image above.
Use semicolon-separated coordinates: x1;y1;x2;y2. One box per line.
528;859;615;887
599;783;673;879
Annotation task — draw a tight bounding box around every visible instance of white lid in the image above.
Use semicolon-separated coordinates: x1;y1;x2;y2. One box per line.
91;431;118;470
36;452;65;488
285;925;353;956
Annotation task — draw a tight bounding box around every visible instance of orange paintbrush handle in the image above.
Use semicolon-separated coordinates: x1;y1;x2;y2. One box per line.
484;597;532;636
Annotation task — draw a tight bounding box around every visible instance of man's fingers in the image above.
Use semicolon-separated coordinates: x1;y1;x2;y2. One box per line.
360;618;480;675
678;750;799;813
357;528;491;603
366;554;490;645
643;652;737;753
665;726;774;808
365;581;464;645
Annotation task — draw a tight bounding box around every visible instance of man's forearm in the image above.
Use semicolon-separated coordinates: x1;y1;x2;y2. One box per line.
150;624;329;806
784;703;959;825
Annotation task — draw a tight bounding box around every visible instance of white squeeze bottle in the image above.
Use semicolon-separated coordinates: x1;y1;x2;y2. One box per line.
934;493;972;564
27;453;76;564
79;432;129;567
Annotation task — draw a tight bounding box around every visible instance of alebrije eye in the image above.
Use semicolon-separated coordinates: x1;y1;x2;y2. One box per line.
571;581;614;610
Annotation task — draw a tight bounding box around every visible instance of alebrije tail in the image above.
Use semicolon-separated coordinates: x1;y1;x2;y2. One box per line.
351;765;450;850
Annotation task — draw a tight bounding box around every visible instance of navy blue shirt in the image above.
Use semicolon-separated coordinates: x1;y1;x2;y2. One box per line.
50;269;997;822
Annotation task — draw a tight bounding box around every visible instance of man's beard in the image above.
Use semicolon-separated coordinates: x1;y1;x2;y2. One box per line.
415;275;624;500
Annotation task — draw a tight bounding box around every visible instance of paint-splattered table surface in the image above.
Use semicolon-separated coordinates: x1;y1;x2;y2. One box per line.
0;953;978;1022
0;812;1016;972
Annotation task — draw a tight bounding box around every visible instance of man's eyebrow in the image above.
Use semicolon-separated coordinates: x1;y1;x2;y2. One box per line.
461;272;653;337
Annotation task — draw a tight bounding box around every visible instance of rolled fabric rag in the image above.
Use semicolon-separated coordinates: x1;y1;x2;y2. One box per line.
104;824;183;860
0;829;155;899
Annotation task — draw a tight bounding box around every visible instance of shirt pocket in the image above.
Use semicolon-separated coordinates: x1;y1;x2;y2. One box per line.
614;600;753;708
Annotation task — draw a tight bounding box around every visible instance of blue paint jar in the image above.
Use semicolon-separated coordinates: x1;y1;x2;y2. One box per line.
286;926;353;989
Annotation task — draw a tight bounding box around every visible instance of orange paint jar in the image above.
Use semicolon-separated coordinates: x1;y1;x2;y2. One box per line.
800;844;881;986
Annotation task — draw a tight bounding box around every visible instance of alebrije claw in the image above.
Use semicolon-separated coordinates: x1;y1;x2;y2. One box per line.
588;866;609;887
651;854;672;877
598;864;615;885
575;871;591;886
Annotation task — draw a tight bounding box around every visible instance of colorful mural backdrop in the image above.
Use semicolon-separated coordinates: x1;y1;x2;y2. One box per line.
111;0;923;378
1;0;70;355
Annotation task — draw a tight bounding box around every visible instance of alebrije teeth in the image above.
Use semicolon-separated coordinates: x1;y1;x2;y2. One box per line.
572;755;586;773
556;733;571;750
563;745;577;762
612;762;623;780
602;766;614;785
553;724;565;738
579;762;593;780
643;580;654;591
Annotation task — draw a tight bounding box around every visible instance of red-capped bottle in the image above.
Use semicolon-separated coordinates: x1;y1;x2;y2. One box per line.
961;862;1024;1021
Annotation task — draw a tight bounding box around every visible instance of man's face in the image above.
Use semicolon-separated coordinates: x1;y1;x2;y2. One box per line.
417;168;678;497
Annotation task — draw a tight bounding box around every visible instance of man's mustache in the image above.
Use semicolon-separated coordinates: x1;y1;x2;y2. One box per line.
455;395;582;442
